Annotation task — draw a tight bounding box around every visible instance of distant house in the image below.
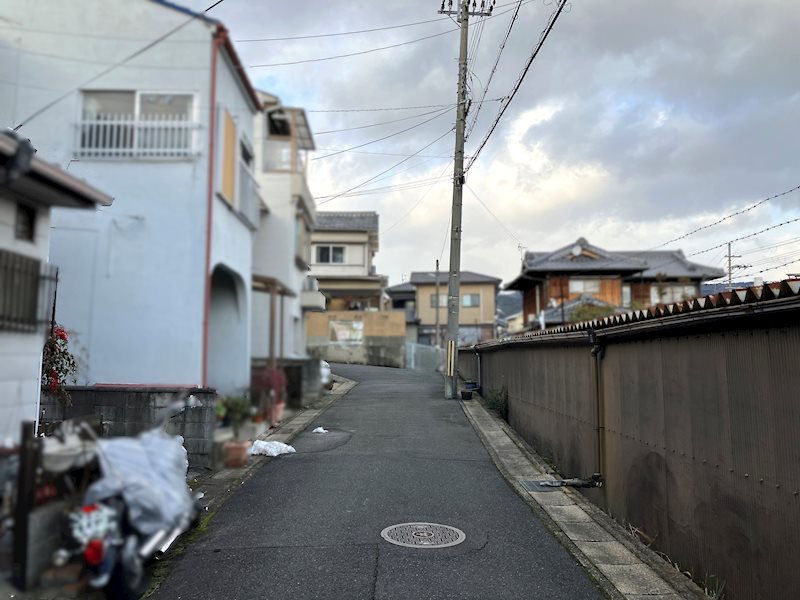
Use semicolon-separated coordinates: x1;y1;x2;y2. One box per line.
1;0;263;393
0;134;111;445
505;237;725;328
309;211;388;311
386;271;502;345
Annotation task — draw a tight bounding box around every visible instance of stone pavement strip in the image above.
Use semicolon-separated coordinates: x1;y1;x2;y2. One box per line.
459;393;707;600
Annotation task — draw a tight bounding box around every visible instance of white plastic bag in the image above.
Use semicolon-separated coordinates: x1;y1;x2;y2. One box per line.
249;440;296;457
312;427;328;434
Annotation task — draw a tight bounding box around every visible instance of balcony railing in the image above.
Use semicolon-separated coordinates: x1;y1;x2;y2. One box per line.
238;162;262;230
0;250;58;333
76;114;199;159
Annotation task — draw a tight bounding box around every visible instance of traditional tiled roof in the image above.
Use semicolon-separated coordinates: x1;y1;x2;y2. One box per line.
315;211;379;232
523;238;647;274
616;250;725;280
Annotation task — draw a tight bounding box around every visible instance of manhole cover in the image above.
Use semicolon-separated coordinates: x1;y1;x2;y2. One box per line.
380;523;466;548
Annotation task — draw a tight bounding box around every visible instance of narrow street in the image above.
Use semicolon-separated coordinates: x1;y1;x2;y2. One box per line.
152;365;604;600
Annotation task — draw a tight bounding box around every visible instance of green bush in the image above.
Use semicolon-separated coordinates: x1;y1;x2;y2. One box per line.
485;385;508;421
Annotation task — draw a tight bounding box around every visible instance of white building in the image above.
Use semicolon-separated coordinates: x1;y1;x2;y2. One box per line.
0;0;263;393
0;134;111;445
251;91;324;368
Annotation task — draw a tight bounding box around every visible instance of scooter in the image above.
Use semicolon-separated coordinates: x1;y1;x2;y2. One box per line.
49;393;204;599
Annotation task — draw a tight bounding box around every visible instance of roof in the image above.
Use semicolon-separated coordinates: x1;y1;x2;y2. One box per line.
473;279;800;348
409;271;502;285
0;134;112;208
386;282;416;294
616;250;725;280
315;211;379;232
523;237;648;274
258;92;315;150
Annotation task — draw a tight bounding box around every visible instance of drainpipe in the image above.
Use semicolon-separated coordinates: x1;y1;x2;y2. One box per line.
589;329;606;478
202;27;226;387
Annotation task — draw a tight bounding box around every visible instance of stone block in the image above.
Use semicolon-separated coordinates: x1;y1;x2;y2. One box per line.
595;564;675;595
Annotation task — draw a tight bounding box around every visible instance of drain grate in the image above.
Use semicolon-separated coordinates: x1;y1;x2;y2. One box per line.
380;523;466;548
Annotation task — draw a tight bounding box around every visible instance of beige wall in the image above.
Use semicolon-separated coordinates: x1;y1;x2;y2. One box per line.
306;310;406;339
416;283;496;326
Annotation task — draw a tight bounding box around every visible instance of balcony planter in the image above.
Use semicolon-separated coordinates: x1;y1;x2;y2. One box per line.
460;390;473;400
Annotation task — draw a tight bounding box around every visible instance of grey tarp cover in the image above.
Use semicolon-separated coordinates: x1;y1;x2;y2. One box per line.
85;430;193;536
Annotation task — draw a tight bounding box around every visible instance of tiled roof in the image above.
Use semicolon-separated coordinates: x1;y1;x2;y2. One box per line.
474;279;800;348
409;271;502;285
315;211;379;232
616;250;725;280
386;282;416;293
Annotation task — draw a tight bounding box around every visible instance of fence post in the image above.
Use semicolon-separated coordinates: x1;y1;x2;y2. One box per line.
12;421;38;590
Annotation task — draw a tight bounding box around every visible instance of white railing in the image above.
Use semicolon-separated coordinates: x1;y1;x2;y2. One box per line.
238;162;262;229
76;114;199;158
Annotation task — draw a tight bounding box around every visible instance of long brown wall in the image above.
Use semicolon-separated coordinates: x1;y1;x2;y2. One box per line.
460;298;800;600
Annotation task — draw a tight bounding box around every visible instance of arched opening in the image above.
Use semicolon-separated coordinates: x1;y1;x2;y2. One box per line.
208;265;248;394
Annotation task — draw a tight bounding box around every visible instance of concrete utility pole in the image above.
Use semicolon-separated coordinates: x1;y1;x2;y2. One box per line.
435;259;441;348
439;0;494;399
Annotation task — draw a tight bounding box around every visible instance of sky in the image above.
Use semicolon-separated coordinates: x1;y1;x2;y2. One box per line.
193;0;798;285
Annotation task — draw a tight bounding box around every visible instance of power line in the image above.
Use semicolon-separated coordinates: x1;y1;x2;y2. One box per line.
465;183;525;246
235;16;452;42
314;108;452;135
306;97;503;114
317;127;455;206
314;148;452;159
465;0;567;171
312;107;452;161
12;0;228;131
466;0;525;141
688;216;800;257
384;162;454;233
315;174;452;200
248;28;458;68
651;183;800;249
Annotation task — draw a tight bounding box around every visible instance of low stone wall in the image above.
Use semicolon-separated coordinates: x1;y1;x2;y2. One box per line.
40;386;217;471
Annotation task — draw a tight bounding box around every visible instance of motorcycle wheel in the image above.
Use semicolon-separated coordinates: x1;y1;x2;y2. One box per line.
103;538;148;600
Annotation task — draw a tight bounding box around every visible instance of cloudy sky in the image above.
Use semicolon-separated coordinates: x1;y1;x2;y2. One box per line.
200;0;799;286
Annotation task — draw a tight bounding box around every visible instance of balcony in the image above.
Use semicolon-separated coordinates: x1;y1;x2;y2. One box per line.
76;114;199;159
263;138;306;172
300;277;325;312
238;162;263;230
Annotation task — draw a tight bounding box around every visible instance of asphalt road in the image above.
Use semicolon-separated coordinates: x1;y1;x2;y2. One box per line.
153;364;604;600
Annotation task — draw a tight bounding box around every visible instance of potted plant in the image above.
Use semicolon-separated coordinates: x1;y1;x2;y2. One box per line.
41;324;77;407
252;367;287;427
221;396;251;468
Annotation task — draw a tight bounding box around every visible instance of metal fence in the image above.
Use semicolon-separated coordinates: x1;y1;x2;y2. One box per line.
76;114;199;159
405;342;445;372
0;250;57;332
461;284;800;600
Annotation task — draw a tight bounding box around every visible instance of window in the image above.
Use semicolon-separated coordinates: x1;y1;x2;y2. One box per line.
14;204;36;241
79;91;195;157
569;278;601;294
621;284;632;308
316;245;345;264
462;293;480;307
651;284;698;305
0;249;46;331
430;294;448;308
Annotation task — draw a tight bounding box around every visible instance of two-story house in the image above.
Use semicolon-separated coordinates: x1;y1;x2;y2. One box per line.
0;134;111;445
1;0;263;393
387;271;502;345
505;237;725;327
309;211;388;311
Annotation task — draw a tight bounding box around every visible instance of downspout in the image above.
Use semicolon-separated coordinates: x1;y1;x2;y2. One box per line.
202;27;226;387
589;329;606;478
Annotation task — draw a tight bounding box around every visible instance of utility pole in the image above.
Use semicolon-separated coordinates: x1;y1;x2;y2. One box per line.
726;242;750;291
435;259;441;347
439;0;494;399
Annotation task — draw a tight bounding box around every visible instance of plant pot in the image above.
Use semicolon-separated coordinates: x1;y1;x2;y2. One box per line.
270;401;285;425
223;440;251;468
460;390;473;400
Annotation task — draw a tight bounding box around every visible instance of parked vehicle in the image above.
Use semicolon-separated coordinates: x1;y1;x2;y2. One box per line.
47;394;203;599
320;360;333;390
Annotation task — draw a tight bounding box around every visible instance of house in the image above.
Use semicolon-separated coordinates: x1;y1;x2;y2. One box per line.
0;133;111;445
309;211;388;311
505;237;725;327
386;271;502;345
1;0;263;393
251;90;325;402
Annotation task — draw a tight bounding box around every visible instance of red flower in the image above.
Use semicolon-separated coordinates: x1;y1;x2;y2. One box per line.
53;326;68;341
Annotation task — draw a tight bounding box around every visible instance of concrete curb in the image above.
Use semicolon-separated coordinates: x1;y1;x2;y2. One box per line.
459;393;707;600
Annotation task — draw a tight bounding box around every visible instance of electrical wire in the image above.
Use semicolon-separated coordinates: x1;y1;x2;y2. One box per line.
235;16;453;42
249;28;458;68
465;0;567;171
688;216;800;257
314;108;453;135
307;97;503;114
465;184;526;246
312;107;452;161
317;127;455;206
384;162;455;234
439;212;453;262
12;0;228;131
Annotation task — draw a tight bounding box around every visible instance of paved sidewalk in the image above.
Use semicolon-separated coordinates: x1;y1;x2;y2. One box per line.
151;365;606;600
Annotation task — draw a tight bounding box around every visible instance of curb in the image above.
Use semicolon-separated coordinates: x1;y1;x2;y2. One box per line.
459;392;707;600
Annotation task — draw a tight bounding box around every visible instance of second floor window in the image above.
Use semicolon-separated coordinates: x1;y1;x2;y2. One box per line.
462;293;480;307
316;245;344;264
14;204;36;242
79;91;196;158
569;278;601;294
430;294;448;308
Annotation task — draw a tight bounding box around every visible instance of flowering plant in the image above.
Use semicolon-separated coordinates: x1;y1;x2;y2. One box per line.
41;324;77;406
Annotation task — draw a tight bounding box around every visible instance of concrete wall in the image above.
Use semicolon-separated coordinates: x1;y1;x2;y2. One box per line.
306;310;406;368
39;386;217;470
